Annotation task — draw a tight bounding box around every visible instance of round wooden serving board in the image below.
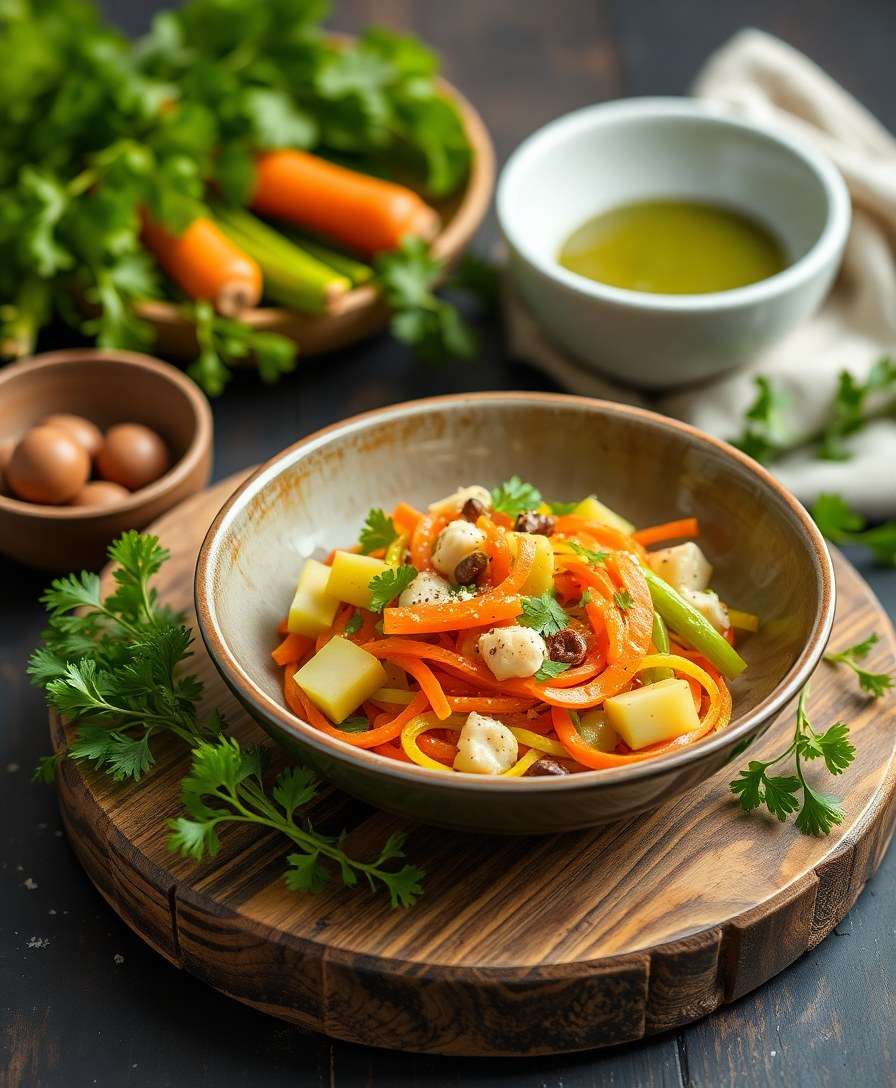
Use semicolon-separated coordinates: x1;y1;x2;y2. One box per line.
50;474;896;1057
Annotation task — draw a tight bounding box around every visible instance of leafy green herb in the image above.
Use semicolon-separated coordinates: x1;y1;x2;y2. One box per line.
168;739;422;906
732;357;896;465
567;541;609;566
534;659;571;682
578;589;593;607
358;509;398;555
336;715;369;733
29;531;423;906
344;611;362;636
490;476;542;517
824;633;894;698
811;493;896;566
368;565;418;612
549;501;579;516
614;589;634;611
729;687;855;835
519;592;569;636
188;300;297;396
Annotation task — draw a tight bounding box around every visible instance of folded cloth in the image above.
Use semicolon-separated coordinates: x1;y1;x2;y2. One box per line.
505;29;896;518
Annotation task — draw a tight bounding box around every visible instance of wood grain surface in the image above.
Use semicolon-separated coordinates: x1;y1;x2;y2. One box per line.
49;475;896;1057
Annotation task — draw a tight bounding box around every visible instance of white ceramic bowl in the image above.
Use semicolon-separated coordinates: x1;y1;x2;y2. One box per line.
497;97;851;389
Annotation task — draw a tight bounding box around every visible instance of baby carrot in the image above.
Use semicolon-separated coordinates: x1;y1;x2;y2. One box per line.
250;149;440;257
141;214;262;315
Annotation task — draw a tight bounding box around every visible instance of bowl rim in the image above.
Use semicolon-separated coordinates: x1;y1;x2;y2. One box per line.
195;392;836;793
0;348;213;520
496;96;852;313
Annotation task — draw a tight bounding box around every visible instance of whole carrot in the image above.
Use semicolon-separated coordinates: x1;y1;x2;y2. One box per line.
141;215;262;316
250;149;440;257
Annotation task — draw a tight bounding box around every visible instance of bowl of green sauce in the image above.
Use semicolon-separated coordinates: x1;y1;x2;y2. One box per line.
497;98;850;389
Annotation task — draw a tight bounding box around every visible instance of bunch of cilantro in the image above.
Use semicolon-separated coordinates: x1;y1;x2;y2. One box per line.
30;530;424;907
0;0;482;392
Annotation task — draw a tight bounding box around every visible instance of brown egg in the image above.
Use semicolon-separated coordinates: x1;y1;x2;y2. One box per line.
6;426;91;504
96;423;170;491
42;413;103;458
68;480;131;508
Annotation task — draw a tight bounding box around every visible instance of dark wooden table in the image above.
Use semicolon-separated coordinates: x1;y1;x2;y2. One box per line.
3;2;895;1085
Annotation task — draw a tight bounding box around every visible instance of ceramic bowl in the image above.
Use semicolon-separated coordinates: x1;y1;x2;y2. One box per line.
0;349;212;570
196;394;835;834
497;98;851;389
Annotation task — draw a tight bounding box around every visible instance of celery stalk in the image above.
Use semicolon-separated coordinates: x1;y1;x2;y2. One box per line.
286;235;374;287
645;611;674;683
642;566;747;679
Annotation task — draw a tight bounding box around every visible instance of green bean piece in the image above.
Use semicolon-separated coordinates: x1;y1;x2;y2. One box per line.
645;610;674;683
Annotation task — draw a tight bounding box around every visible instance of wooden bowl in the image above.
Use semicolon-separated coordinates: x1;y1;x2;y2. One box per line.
139;83;495;361
195;393;836;834
0;349;212;570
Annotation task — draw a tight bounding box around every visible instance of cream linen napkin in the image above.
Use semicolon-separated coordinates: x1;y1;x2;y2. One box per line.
506;30;896;517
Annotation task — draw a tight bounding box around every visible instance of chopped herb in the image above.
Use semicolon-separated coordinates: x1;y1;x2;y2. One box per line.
359;509;398;555
490;476;542;517
824;633;894;698
614;589;634;611
534;659;571;682
368;565;418;612
344;611;362;636
549;500;579;515
733;376;793;464
729;686;855;836
567;541;609;566
578;588;593;607
519;592;569;636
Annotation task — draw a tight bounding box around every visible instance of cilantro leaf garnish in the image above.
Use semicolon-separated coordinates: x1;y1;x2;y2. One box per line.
490;476;542;516
729;686;856;836
344;611;363;636
824;633;894;698
28;530;424;908
732;376;793;464
534;659;571;682
337;716;370;733
359;509;398;555
549;501;579;515
614;589;634;611
578;589;594;607
567;541;609;566
811;494;896;566
368;565;418;612
519;592;568;636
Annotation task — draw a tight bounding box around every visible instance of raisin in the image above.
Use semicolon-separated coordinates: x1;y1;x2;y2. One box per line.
461;497;486;521
544;628;588;666
454;551;488;586
514;511;555;536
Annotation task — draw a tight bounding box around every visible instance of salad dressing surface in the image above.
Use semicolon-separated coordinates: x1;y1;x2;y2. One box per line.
557;199;787;295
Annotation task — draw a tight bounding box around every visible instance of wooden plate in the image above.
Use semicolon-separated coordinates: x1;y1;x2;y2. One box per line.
50;474;896;1056
139;83;495;361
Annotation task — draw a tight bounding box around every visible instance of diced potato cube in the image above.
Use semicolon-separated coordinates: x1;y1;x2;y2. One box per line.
507;532;555;595
294;636;387;724
287;558;341;637
577;709;619;753
574;495;635;535
648;542;712;592
326;550;387;609
605;678;700;750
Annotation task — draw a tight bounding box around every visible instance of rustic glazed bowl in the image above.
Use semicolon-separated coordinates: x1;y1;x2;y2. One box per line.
0;349;212;570
196;394;835;834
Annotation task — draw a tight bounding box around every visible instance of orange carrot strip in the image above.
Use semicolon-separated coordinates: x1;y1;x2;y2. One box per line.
479;517;512;584
141;214;261;315
384;535;535;635
391;655;451;721
374;741;413;763
446;695;536;714
277;617;289;636
271;633;312;666
633;517;700;547
363;638;534;696
392;502;423;535
250;149;439;257
418;733;457;764
410;512;447;571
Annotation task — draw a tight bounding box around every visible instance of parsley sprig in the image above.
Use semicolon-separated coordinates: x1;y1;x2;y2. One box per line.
824;634;894;698
733;357;896;465
368;565;418;612
567;541;609;566
358;509;398;555
168;739;422;906
29;531;424;906
519;592;569;636
811;493;896;566
729;687;856;835
491;476;542;516
534;659;571;683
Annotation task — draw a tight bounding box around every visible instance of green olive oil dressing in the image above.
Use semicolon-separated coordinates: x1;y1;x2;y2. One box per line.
557;199;786;295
